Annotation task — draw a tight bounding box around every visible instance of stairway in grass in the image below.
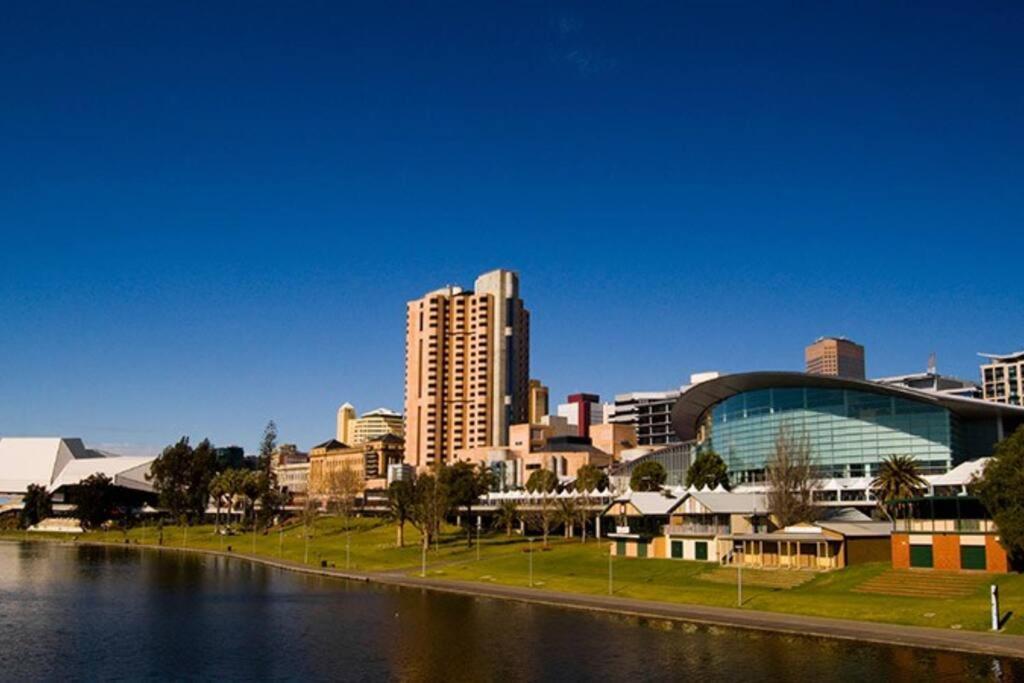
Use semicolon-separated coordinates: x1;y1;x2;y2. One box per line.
853;570;989;598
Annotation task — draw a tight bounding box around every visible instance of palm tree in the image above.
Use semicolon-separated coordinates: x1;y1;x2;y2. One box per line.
494;499;519;537
871;455;927;520
209;473;227;532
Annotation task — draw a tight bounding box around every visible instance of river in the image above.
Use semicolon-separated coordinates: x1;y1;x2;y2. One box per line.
0;541;1018;681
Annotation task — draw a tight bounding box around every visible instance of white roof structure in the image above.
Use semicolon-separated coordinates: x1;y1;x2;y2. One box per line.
609;491;683;516
927;458;989;488
0;437;156;494
687;491;768;514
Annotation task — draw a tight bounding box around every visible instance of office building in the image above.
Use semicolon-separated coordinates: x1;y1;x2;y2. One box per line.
404;269;529;469
308;434;405;499
979;350;1024;406
352;408;404;443
557;393;603;437
875;370;980;399
611;390;680;446
336;403;356;443
528;380;549;424
671;371;1024;484
805;336;866;379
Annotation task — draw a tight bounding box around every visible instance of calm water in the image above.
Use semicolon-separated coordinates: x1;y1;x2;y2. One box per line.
0;542;1019;682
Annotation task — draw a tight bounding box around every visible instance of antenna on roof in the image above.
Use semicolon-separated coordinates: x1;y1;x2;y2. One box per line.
927;352;937;375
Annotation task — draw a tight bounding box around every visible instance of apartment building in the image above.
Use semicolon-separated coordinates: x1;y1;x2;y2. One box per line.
404;269;529;469
980;350;1024;406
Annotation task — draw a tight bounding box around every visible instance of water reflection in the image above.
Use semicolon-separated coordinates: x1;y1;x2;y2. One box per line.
0;541;1018;682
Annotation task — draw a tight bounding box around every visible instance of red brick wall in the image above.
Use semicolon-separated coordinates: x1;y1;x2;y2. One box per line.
891;534;910;569
933;535;960;571
986;536;1010;573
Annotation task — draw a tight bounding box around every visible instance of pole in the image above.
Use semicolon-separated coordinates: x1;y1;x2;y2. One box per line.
346;528;351;570
421;537;427;577
252;523;256;555
528;538;534;588
476;517;481;562
304;523;309;565
608;545;613;595
737;543;743;607
991;585;1000;631
279;528;283;558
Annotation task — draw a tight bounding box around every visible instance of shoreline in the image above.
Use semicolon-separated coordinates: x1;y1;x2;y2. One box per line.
12;537;1022;661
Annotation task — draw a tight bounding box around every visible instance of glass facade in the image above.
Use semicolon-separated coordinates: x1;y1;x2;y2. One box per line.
703;387;955;483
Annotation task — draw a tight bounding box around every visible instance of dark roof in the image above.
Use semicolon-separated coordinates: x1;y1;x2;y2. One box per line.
372;433;404;445
312;439;348;450
671;371;1024;441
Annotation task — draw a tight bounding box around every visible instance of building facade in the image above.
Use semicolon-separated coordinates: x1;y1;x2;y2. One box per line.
805;336;866;379
891;496;1009;573
528;380;549;424
308;435;405;499
352;408;404;443
336;403;356;443
980;351;1024;406
672;372;1024;484
610;390;681;446
557;393;603;437
404;269;529;469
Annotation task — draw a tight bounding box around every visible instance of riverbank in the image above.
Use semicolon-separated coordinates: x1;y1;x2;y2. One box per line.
4;528;1019;659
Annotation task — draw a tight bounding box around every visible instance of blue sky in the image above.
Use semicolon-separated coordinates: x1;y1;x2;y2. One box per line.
1;2;1022;454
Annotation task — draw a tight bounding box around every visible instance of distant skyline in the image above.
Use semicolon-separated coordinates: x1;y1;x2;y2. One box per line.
2;3;1022;454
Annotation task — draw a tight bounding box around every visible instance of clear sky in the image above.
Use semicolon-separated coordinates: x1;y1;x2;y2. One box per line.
2;2;1022;455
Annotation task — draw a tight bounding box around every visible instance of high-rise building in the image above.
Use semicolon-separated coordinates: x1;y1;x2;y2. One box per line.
336;403;356;443
610;373;719;447
352;408;405;443
557;393;603;437
528;380;549;423
980;351;1024;406
404;269;529;469
805;336;865;379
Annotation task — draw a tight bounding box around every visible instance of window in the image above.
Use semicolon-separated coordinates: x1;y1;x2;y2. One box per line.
671;541;683;559
637;541;647;558
695;541;708;561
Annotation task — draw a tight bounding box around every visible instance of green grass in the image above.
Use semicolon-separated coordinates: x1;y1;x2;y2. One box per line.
4;519;1022;636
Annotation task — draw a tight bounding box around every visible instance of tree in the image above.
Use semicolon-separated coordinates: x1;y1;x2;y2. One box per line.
972;425;1024;570
148;437;217;523
686;450;730;490
327;463;363;524
409;472;451;551
258;420;278;475
871;454;927;520
19;484;52;529
524;493;557;547
241;470;266;528
630;460;667;492
442;461;495;547
765;425;819;527
556;497;578;538
387;479;416;548
494;499;519;537
209;472;228;532
575;464;609;492
525;468;558;493
74;473;114;530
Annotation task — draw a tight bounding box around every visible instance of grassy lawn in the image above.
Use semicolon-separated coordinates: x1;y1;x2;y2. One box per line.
5;518;1021;636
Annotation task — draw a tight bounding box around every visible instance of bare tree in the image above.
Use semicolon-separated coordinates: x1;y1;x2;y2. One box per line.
765;424;820;527
327;462;363;530
524;493;557;547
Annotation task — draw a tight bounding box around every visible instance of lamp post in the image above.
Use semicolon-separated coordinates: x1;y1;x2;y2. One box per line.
736;542;743;607
476;516;481;562
608;544;613;596
346;527;351;570
528;537;534;588
279;528;283;558
303;523;310;565
421;538;427;578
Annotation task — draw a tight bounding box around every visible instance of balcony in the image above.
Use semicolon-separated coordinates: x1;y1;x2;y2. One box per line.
894;519;996;534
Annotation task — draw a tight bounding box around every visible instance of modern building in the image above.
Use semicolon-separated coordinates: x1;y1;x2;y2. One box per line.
671;371;1024;484
805;336;866;379
979;350;1024;406
271;444;310;504
891;496;1009;573
609;442;694;490
0;438;156;514
557;393;603;437
875;370;981;399
351;408;404;443
213;446;245;470
404;269;530;469
308;434;405;501
528;380;549;424
610;390;681;446
336;403;357;443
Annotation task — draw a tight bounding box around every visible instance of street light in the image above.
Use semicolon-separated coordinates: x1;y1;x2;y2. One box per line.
735;542;743;607
528;537;534;588
476;517;481;562
608;544;613;596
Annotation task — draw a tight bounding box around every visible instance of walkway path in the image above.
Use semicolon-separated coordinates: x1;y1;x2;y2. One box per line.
83;541;1024;660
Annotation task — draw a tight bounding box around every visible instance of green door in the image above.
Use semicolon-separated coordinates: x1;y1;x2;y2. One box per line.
671;540;683;559
960;545;986;570
637;541;647;558
616;540;626;556
910;545;933;568
695;541;708;561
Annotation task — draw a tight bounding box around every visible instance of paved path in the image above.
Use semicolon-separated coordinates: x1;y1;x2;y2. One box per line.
83;541;1024;660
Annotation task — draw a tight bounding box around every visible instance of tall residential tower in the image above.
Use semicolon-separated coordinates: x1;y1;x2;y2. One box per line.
404;269;530;469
